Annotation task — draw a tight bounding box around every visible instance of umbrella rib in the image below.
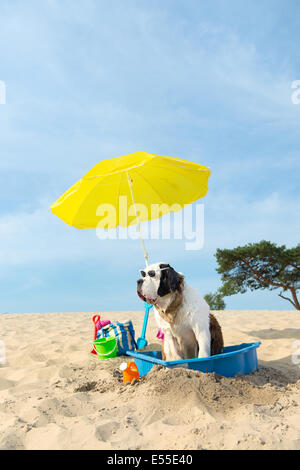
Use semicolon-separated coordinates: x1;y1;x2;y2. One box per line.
133;164;208;208
147;161;209;198
71;173;123;228
70;181;92;227
84;161;149;179
51;179;83;208
131;168;169;206
81;155;209;180
116;171;124;227
152;154;210;172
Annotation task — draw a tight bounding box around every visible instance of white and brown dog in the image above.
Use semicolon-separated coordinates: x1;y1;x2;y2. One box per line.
137;262;223;361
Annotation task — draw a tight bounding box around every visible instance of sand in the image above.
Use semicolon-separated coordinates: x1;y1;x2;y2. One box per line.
0;310;300;450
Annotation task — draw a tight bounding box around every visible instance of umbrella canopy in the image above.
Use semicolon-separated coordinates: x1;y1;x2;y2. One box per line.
50;151;211;264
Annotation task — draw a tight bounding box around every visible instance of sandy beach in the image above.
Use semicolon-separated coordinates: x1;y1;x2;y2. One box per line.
0;310;300;450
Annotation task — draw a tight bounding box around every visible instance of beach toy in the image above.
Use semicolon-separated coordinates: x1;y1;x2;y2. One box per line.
120;360;140;384
126;342;261;378
136;302;153;349
136;303;163;348
156;328;164;341
91;315;100;355
96;319;111;330
93;337;118;359
90;314;111;355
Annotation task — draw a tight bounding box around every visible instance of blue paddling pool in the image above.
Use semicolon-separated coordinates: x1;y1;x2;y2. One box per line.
126;342;261;378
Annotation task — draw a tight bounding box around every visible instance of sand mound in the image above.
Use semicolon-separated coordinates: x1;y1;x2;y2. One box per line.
135;366;279;412
71;363;289;418
64;363;300;450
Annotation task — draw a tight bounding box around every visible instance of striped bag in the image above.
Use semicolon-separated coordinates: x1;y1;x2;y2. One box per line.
97;320;137;355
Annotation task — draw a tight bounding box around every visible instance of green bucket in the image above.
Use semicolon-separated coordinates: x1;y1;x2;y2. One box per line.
93;337;118;359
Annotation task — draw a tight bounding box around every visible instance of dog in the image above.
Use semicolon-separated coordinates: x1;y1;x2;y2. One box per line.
137;262;223;361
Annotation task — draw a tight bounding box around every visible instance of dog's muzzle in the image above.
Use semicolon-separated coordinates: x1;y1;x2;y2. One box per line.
137;279;146;302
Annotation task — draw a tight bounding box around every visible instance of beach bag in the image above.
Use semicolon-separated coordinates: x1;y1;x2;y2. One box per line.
97;320;137;355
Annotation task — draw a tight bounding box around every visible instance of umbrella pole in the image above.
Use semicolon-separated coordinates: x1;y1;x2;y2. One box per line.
127;172;149;266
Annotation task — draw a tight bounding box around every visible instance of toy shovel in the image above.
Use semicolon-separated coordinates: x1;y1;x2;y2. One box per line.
91;315;100;355
136;302;153;349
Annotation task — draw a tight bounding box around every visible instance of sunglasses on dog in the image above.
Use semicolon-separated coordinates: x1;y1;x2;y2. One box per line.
139;267;169;278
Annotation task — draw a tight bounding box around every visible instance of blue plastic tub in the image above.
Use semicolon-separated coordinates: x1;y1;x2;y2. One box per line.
126;342;261;378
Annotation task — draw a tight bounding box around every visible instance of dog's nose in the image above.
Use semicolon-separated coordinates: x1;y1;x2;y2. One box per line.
137;278;143;287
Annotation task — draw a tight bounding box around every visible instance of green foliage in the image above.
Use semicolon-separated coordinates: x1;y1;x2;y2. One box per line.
204;291;226;310
215;240;300;310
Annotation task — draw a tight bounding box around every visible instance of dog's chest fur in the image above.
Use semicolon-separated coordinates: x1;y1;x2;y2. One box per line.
154;283;210;342
155;290;183;325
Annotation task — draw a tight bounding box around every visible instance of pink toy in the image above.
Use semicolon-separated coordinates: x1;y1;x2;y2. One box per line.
156;328;164;341
96;318;111;330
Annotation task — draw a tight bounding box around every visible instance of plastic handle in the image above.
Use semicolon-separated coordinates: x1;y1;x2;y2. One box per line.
144;302;153;312
92;342;118;357
141;302;153;338
93;315;100;325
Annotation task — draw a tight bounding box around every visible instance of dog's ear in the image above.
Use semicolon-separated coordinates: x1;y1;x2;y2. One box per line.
157;264;184;297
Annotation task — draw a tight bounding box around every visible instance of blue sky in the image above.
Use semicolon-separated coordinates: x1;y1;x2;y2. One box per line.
0;0;299;313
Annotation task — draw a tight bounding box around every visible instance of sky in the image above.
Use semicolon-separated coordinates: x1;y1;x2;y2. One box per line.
0;0;299;313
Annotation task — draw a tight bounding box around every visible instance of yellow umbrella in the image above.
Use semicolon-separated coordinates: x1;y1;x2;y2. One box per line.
50;151;210;265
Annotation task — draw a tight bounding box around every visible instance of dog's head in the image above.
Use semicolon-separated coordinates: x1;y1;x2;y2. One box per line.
137;262;184;306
